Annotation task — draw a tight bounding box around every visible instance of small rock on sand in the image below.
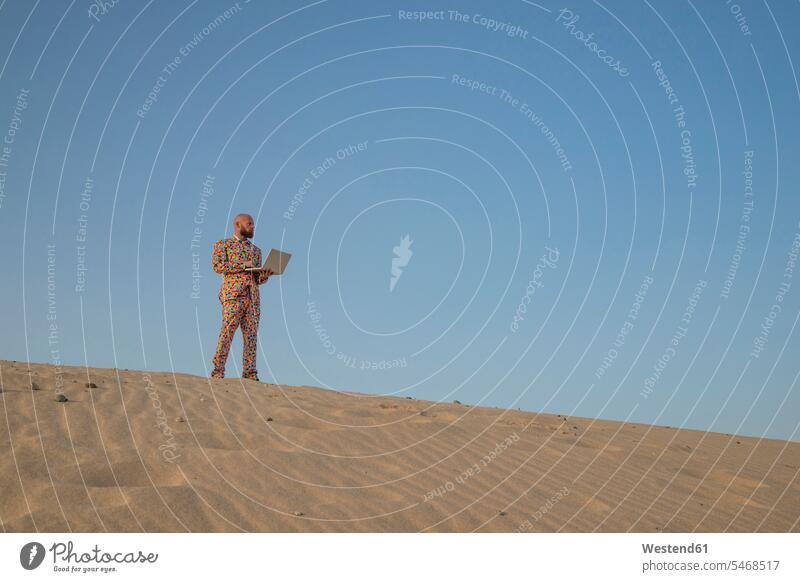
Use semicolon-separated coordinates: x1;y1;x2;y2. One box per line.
55;394;69;403
30;381;41;391
86;382;98;388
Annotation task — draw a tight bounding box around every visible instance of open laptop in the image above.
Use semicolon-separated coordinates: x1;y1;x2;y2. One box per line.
246;248;292;275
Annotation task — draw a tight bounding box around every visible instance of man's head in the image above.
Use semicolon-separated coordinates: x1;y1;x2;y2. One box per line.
234;213;254;239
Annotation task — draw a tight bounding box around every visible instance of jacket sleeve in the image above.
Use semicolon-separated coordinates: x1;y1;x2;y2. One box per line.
256;247;268;285
212;240;241;275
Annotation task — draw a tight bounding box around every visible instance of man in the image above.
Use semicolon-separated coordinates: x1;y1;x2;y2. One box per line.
210;213;272;380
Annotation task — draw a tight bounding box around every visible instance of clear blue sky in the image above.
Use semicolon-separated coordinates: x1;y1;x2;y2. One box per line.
1;0;798;441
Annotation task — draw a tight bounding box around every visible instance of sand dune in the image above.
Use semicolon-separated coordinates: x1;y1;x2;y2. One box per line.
1;359;798;532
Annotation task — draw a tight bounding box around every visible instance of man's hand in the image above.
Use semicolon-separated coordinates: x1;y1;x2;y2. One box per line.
258;269;273;284
243;260;255;269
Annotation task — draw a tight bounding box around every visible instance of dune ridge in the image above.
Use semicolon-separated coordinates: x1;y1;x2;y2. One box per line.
1;359;798;532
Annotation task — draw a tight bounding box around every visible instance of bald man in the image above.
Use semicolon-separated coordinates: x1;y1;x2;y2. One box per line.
210;213;272;380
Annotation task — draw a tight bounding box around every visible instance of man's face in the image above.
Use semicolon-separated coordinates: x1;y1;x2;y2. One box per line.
236;215;255;238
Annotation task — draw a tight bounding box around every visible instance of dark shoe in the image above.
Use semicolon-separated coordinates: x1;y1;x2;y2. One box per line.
242;374;259;382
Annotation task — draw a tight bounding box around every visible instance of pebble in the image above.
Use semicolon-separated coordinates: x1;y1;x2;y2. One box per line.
86;382;98;388
55;394;69;403
293;511;304;516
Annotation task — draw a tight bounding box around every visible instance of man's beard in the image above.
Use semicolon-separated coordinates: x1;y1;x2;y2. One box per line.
242;228;254;238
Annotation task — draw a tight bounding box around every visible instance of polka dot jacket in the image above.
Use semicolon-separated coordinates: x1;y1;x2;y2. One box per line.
211;237;264;306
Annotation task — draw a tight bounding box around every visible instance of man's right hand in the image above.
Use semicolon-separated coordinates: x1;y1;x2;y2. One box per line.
243;260;255;269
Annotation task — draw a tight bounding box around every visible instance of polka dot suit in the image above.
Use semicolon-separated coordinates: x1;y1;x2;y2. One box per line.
210;236;265;379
